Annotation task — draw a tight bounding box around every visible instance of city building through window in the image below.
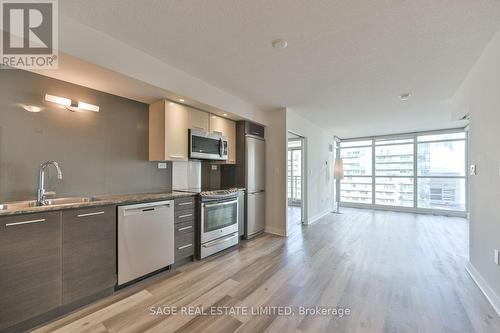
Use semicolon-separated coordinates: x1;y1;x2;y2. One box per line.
339;129;467;215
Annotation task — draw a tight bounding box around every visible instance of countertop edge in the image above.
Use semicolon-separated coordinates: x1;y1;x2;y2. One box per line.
0;192;198;217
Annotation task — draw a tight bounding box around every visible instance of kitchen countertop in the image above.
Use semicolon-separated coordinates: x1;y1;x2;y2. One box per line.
0;191;198;217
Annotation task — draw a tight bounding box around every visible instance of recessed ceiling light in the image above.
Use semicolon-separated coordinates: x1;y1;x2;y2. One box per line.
179;98;185;102
272;38;288;49
211;115;217;119
399;92;411;101
223;113;228;117
22;105;43;112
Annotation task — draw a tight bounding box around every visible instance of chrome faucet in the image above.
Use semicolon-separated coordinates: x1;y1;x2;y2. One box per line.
37;161;63;206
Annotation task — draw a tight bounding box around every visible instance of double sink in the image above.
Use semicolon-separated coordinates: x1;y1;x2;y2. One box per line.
0;197;102;211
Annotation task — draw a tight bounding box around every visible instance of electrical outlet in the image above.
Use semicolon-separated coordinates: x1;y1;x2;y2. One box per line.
495;250;500;266
211;164;218;171
158;162;167;169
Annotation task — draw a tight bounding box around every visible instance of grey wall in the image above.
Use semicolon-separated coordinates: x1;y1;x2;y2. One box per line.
452;29;500;302
0;70;171;201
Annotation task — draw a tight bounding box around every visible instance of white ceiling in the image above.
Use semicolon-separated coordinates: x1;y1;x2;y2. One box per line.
60;0;500;138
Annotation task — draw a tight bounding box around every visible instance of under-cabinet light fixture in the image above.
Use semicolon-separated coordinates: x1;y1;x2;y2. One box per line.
45;94;99;112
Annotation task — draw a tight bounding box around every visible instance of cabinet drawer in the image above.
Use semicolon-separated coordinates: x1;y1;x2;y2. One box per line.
0;211;62;330
174;209;195;223
175;232;194;260
175;220;194;235
174;196;195;211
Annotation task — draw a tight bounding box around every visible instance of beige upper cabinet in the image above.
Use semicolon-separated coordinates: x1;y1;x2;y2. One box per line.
149;100;189;161
188;107;209;132
210;115;236;164
149;100;236;163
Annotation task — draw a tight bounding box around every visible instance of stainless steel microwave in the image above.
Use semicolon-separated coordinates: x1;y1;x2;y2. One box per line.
189;128;228;160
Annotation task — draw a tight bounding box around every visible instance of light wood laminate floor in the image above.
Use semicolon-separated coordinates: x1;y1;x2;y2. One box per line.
34;208;500;333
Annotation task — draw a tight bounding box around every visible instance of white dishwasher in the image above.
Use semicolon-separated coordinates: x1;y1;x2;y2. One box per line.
118;200;174;286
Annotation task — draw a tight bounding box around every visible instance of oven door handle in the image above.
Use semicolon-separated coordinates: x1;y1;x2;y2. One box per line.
202;234;238;248
203;199;238;208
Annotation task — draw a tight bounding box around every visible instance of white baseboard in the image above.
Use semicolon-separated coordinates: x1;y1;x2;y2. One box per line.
305;209;331;225
264;226;286;237
466;262;500;316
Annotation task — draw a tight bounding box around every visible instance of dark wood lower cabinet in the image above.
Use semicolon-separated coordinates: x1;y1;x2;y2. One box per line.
0;197;196;332
62;206;117;305
174;197;196;262
0;212;62;331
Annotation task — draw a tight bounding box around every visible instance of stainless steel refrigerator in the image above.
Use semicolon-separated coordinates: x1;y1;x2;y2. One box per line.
246;134;265;238
234;121;266;239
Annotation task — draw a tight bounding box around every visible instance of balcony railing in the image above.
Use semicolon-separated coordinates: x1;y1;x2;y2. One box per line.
288;175;302;204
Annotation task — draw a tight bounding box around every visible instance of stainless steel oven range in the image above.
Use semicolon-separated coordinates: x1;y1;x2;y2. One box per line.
199;188;239;259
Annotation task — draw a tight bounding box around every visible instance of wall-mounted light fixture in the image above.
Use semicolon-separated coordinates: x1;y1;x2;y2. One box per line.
44;94;100;112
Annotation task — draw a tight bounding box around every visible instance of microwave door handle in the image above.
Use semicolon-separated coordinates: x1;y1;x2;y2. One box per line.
219;138;223;157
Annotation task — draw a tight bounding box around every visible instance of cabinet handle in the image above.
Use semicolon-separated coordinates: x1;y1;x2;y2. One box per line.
178;226;192;231
202;234;238;248
178;202;192;206
6;218;45;227
178;213;193;219
177;244;193;250
169;155;185;159
77;211;105;218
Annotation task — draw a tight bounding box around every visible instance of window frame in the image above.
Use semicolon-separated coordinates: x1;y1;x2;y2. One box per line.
339;140;373;204
339;128;468;217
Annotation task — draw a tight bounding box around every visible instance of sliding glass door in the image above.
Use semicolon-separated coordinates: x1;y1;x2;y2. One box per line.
339;129;467;215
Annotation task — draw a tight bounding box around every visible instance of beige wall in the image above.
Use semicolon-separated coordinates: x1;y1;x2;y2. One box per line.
0;70;171;201
287;109;335;225
262;108;336;235
264;108;288;236
452;28;500;311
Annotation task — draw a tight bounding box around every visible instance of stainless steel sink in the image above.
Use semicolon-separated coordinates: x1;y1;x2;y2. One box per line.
0;197;101;211
43;197;100;205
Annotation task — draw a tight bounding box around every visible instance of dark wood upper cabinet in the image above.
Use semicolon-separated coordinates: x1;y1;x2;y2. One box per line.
62;205;117;305
0;212;62;331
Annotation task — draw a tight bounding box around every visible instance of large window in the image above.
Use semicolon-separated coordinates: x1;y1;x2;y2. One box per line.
340;141;372;203
339;130;467;214
417;133;466;211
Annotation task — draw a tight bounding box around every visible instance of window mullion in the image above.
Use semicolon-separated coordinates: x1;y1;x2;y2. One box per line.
372;140;375;205
413;135;418;209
